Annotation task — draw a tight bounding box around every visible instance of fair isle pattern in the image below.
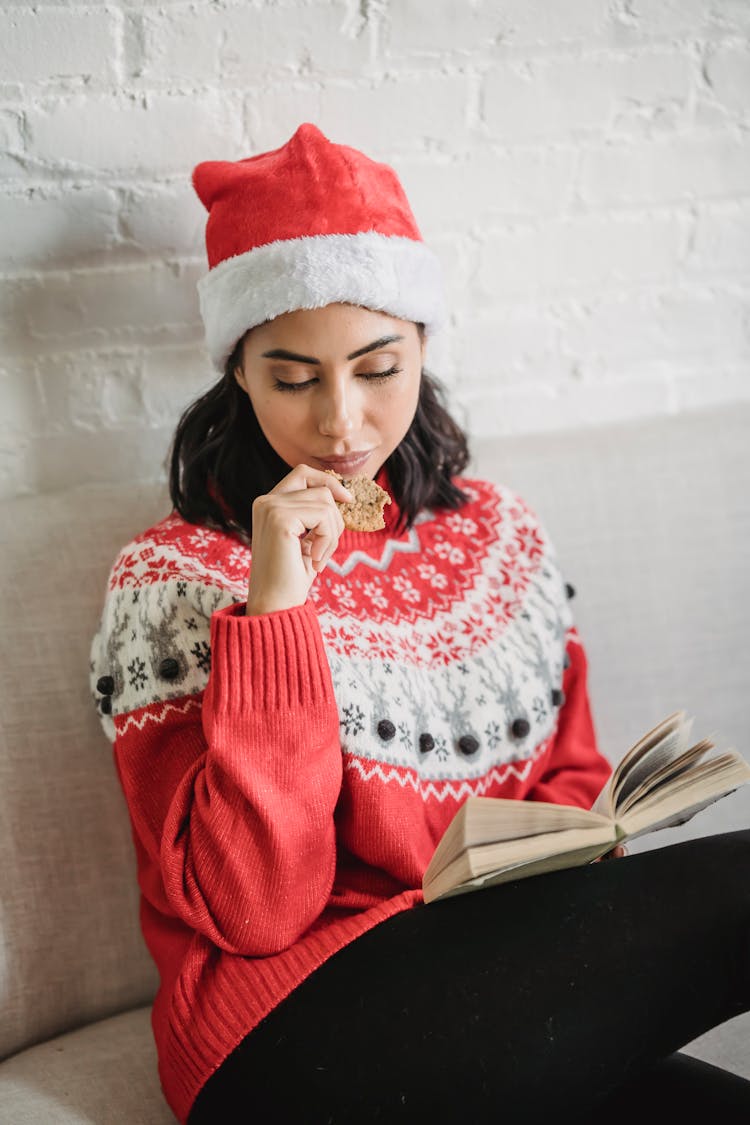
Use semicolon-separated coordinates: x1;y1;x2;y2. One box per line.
90;576;235;742
117;695;203;738
310;479;541;627
326;611;566;789
325;516;429;577
343;735;551;804
108;521;251;595
91;478;570;780
317;480;570;788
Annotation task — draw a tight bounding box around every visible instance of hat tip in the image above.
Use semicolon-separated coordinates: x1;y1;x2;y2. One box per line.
292;122;329;144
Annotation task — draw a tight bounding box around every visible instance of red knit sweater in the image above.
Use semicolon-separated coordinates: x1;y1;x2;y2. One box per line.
90;473;612;1123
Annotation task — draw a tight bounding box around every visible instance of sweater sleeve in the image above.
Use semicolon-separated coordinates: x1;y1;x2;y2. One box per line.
525;631;613;810
106;599;343;958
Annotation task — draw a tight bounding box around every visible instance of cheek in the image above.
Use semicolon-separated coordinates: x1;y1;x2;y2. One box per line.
253;394;303;433
389;371;421;424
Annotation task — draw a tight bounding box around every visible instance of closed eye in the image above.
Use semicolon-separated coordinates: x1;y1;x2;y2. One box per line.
272;366;402;393
362;365;402;383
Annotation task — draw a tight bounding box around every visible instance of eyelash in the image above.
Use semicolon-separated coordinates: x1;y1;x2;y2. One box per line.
272;366;402;393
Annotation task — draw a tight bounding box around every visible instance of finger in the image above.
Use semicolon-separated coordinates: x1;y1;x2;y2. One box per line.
311;508;346;571
272;465;355;503
309;499;345;550
266;494;345;541
310;522;337;570
270;489;351;539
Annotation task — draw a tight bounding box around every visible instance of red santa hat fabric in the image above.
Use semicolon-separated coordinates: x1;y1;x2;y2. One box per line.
193;123;446;370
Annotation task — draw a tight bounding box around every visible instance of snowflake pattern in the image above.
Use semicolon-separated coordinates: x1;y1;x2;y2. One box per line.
340;703;365;738
188;529;214;550
485;721;503;749
513;522;544;561
330;583;357;613
127;656;147;691
392;575;420;604
532;696;548;722
425;629;463;664
417;562;448;590
362;580;389;610
433;541;466;566
433;735;449;762
189;640;211;673
227;546;250;573
445;514;479;537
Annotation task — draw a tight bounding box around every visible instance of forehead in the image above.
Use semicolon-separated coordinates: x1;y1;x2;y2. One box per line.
247;304;418;350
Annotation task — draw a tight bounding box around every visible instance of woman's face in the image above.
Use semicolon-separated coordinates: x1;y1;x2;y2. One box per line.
234;303;426;479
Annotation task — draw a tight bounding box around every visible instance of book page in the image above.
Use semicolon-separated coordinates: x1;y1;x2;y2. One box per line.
617;738;715;815
614;718;693;809
627;752;743;811
618;789;745;841
618;754;750;839
590;712;686;818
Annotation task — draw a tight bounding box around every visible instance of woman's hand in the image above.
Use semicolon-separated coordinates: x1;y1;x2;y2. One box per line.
246;465;354;616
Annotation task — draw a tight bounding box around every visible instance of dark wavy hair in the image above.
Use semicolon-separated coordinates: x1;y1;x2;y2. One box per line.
167;327;471;544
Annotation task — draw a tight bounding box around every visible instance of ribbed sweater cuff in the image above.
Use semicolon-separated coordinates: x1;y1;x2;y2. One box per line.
208;600;335;714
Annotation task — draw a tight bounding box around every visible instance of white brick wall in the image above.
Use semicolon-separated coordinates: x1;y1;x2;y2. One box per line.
1;0;748;499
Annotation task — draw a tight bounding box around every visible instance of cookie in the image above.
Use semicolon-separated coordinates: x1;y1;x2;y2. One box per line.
326;471;392;531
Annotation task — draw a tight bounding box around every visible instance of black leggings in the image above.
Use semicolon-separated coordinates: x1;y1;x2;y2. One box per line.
189;830;750;1124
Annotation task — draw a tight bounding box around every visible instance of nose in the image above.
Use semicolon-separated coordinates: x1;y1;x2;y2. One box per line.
317;378;357;438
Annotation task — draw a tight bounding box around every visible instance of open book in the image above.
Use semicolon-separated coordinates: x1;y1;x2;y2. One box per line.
423;712;750;905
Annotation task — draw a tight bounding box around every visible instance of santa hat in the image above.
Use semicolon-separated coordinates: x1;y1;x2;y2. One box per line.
192;123;446;371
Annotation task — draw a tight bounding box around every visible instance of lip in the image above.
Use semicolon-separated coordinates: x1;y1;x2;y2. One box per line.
316;451;373;474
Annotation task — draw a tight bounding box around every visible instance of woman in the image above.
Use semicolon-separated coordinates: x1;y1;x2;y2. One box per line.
90;124;750;1124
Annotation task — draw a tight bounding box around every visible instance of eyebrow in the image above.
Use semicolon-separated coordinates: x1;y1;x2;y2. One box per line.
260;335;405;365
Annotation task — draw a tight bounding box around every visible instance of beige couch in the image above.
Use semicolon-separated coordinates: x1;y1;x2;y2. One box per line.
1;404;748;1122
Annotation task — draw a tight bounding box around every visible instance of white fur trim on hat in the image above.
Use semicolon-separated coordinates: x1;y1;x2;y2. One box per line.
197;231;446;371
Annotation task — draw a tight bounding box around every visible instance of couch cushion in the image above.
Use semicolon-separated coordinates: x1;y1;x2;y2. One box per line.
0;1005;174;1124
0;483;169;1061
